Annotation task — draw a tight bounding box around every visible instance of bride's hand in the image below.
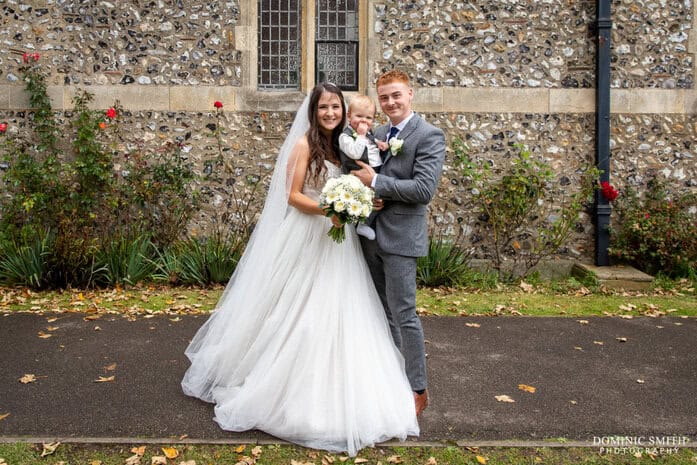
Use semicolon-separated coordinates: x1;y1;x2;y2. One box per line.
331;215;342;228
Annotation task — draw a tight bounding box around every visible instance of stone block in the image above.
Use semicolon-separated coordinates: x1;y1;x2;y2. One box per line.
171;86;237;111
116;86;170;111
9;86;30;109
610;89;631;113
629;89;684;114
684;90;697;114
443;88;549;113
571;263;654;291
0;85;10;109
412;87;443;112
550;89;595;113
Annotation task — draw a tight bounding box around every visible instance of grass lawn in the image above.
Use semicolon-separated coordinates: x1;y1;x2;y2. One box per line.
1;278;695;318
0;443;695;465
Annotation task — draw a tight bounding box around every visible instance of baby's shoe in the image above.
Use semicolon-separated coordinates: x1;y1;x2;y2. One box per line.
357;224;376;240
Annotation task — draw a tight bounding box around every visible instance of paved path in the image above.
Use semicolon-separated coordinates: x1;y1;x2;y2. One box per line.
1;313;696;446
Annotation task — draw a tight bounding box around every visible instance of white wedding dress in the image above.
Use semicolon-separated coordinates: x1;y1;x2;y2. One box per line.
182;158;419;456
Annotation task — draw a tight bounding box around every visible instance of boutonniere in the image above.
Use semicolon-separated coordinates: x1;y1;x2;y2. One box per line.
389;138;404;156
351;129;358;139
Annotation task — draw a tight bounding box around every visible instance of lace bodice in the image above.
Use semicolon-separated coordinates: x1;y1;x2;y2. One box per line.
303;160;341;201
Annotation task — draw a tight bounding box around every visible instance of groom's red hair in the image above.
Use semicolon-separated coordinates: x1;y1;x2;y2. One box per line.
376;70;410;88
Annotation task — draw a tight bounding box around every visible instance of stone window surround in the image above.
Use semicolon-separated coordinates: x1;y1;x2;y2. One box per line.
233;0;370;111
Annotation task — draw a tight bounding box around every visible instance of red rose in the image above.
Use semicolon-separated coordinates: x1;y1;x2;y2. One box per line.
600;181;619;202
22;53;39;63
106;108;117;119
0;123;7;133
214;101;223;109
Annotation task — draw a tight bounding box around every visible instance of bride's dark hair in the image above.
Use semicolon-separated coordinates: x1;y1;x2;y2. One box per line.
306;82;346;181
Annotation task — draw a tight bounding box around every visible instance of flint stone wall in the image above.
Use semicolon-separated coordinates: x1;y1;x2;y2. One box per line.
1;0;696;264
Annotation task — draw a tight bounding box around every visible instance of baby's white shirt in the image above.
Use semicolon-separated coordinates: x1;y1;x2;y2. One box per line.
339;132;383;168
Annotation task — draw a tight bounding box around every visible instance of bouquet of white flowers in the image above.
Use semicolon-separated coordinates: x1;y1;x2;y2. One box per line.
319;174;374;243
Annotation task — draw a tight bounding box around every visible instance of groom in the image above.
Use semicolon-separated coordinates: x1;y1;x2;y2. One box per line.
352;70;445;416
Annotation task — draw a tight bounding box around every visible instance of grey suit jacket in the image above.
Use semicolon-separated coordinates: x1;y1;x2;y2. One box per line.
372;113;446;257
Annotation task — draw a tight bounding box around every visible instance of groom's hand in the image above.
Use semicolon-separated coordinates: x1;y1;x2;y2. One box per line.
351;160;375;187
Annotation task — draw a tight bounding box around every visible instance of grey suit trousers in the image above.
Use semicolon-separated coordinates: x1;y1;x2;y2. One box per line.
360;236;427;392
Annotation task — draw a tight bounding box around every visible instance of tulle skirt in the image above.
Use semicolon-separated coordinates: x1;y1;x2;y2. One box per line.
182;208;419;455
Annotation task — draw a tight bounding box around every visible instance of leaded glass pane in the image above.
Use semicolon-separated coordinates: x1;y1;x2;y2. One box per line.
258;0;301;89
316;0;358;91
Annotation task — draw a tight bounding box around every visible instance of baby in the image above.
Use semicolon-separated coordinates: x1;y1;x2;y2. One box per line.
338;95;388;241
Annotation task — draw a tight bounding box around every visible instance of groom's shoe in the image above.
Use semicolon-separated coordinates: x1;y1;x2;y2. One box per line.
414;390;428;416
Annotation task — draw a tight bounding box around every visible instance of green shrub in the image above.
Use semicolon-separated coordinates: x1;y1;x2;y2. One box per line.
94;235;157;286
0;56;199;288
417;237;473;287
453;140;599;279
0;228;54;289
610;177;697;277
153;236;243;286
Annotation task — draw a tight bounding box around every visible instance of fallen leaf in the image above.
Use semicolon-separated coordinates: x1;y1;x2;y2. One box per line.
323;454;336;465
576;320;589;325
495;394;515;403
37;331;52;339
339;457;350;463
131;446;146;456
47;317;58;323
125;454;141;465
291;461;315;465
616;337;628;342
94;376;115;383
355;459;369;464
94;326;102;331
476;456;488;464
89;460;102;465
637;379;645;384
593;341;604;345
234;445;246;453
0;413;10;421
387;455;403;464
465;323;481;328
46;326;60;332
162;447;179;459
151;457;167;465
251;446;263;458
104;363;117;371
570;400;578;405
518;384;536;393
233;457;255;465
425;458;438;465
19;374;37;384
574;346;583;351
40;441;61;457
180;461;196;465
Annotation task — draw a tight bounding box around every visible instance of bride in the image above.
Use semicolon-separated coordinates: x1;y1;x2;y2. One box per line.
181;82;419;456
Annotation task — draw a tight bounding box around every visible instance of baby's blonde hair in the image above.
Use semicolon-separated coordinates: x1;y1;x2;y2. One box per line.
348;95;376;115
